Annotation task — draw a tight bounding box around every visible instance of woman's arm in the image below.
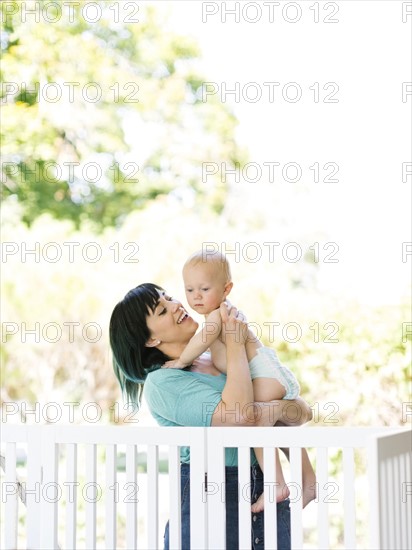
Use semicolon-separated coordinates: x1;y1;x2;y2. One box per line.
211;397;312;427
210;301;311;427
210;302;254;424
177;309;222;366
163;310;222;369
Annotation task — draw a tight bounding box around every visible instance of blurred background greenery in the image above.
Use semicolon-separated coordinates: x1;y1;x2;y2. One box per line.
1;0;410;430
1;2;410;548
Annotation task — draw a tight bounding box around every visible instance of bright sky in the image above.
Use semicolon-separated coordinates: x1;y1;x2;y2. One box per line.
153;0;411;305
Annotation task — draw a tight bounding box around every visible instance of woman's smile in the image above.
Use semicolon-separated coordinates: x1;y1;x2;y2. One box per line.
177;310;189;324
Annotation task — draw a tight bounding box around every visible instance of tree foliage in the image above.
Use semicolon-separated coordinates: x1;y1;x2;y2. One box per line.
1;1;243;229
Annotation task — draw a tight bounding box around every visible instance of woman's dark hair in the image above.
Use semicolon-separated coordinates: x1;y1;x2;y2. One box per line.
109;283;170;406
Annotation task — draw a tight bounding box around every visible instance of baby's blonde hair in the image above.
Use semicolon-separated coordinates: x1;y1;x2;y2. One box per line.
183;250;232;283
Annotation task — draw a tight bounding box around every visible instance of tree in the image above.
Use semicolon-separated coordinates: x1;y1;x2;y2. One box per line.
1;1;244;230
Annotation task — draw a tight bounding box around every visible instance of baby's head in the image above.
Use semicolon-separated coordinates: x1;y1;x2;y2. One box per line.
183;250;233;315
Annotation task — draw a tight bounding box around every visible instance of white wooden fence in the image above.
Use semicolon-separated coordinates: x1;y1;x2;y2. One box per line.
1;425;411;549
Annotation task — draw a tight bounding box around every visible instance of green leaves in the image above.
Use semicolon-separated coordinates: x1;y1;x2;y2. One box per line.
1;2;241;230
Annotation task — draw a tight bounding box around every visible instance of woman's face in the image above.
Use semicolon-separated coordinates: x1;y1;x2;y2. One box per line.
146;290;198;345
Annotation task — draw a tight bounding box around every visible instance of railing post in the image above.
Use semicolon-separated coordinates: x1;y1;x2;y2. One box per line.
368;429;412;550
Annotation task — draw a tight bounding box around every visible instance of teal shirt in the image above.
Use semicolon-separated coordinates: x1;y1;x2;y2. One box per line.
144;367;257;466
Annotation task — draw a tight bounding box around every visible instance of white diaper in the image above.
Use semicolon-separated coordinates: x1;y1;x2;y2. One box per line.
249;347;300;399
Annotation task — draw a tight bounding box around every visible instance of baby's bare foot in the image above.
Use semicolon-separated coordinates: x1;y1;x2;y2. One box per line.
302;479;317;508
251;485;291;513
251;492;265;513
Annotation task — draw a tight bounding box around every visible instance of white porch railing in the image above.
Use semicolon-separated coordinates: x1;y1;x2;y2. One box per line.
1;425;411;549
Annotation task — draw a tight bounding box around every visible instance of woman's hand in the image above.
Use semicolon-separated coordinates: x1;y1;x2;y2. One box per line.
162;359;188;369
220;301;248;346
211;397;313;427
253;397;313;426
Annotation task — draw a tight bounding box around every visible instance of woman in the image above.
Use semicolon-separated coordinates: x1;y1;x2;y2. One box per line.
109;283;312;549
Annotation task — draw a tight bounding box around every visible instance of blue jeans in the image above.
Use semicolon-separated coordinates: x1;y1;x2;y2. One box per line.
164;463;291;550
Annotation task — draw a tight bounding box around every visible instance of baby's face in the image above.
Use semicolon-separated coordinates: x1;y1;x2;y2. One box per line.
183;264;229;315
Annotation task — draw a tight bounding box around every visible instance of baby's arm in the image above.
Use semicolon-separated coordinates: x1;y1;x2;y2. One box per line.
164;309;222;369
211;324;264;372
210;301;262;371
209;339;228;371
223;300;263;362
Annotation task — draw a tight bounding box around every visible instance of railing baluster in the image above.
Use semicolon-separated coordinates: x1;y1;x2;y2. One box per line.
378;458;387;549
66;443;77;550
405;451;412;550
147;445;159;550
238;446;251;549
4;442;17;550
393;454;401;550
317;446;329;549
343;446;356;549
290;447;303;550
85;443;97;549
399;452;407;550
386;457;395;548
189;428;208;550
40;429;58;550
105;444;117;549
263;446;277;550
207;431;226;549
27;427;42;548
126;444;138;549
168;445;181;550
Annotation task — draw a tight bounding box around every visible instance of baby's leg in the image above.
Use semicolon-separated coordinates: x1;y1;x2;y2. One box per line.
252;377;286;402
301;449;316;507
209;340;228;372
245;328;263;363
250;378;289;512
251;447;290;513
280;448;316;508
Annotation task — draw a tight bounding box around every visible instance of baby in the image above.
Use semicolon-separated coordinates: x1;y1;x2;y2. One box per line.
164;250;316;510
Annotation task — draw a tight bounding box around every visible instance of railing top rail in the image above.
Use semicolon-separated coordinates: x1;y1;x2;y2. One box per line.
1;424;207;446
0;423;31;442
1;424;406;447
206;426;407;448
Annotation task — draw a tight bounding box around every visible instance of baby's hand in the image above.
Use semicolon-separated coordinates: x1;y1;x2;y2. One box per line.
162;359;187;369
220;301;248;344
